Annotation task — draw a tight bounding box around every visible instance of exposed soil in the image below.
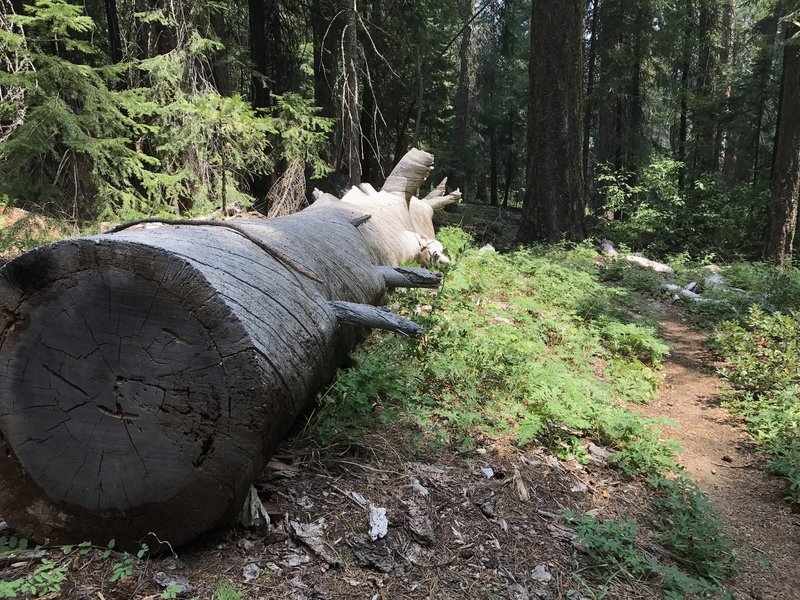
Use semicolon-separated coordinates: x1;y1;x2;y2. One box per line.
638;309;800;600
1;428;666;599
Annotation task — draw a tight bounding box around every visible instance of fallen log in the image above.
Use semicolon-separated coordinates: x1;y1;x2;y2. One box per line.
0;149;448;548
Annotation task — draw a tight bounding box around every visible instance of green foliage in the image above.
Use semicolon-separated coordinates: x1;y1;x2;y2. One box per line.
0;536;28;554
309;239;676;473
571;477;736;597
109;543;148;583
715;307;800;503
0;0;158;221
213;580;244;600
0;559;68;598
596;318;670;364
651;477;737;584
0;0;334;225
436;226;473;262
595;158;769;261
270;93;333;179
161;585;184;599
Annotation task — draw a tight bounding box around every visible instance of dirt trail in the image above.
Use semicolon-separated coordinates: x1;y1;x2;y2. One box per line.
639;312;800;599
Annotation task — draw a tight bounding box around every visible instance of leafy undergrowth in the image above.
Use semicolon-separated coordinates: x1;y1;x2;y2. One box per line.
308;228;737;597
714;307;800;505
601;250;800;507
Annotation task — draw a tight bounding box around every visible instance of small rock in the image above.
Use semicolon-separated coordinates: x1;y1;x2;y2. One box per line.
480;467;495;479
346;534;395;573
478;244;496;254
152;572;193;596
508;583;530;600
411;478;429;497
711;468;717;475
600;240;618;257
478;502;497;519
242;563;261;583
237;538;255;552
531;564;553;584
570;482;588;494
161;556;185;571
281;552;310;568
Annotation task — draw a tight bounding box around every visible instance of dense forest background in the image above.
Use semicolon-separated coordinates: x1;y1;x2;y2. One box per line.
0;0;798;262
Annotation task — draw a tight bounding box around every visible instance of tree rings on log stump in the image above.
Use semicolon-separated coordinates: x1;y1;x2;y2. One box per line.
0;214;384;547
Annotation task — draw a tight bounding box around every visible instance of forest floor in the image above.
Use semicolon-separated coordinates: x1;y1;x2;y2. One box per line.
2;207;799;598
638;309;800;600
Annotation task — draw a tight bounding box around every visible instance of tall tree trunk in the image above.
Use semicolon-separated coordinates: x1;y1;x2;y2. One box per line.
342;0;362;186
584;0;600;206
452;0;472;195
519;0;585;243
490;125;498;206
595;1;624;173
248;0;270;108
311;0;338;119
692;0;719;172
765;21;800;264
210;7;233;96
627;7;645;174
752;8;781;186
715;0;735;174
104;0;122;63
678;17;691;190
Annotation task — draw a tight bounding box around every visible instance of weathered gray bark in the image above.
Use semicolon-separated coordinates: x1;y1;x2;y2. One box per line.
0;149;450;548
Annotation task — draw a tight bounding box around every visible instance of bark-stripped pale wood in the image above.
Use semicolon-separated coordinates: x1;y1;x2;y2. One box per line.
0;148;452;548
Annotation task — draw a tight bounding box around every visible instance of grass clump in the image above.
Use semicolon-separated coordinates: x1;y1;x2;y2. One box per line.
568;477;737;600
714;306;800;505
571;476;736;598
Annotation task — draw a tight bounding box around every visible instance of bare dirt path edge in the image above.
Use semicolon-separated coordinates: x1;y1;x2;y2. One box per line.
639;310;800;600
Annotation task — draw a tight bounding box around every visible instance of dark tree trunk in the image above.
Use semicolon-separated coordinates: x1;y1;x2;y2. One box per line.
583;0;600;203
678;15;691;190
595;1;624;173
342;0;362;186
104;0;123;63
452;0;472;195
248;0;270;108
210;8;234;96
752;9;781;186
715;0;735;174
490;125;498;206
765;22;800;264
692;0;718;172
519;0;585;243
311;0;338;119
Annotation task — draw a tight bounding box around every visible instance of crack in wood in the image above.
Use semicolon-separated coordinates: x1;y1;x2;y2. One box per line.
109;219;323;284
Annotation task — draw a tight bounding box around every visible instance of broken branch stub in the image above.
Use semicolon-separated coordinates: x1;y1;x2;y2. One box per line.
0;148;448;548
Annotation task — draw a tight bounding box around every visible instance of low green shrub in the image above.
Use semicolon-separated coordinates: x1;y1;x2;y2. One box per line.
571;476;736;598
309;239;675;469
714;307;800;504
